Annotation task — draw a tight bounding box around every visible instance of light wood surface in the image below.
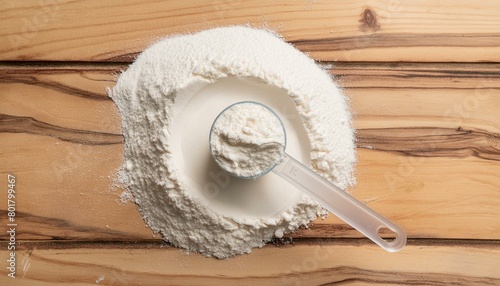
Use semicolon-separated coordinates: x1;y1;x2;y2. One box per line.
1;241;499;285
1;0;500;62
0;0;499;285
0;64;499;242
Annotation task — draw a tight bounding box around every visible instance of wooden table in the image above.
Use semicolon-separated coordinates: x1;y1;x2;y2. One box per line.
1;1;499;285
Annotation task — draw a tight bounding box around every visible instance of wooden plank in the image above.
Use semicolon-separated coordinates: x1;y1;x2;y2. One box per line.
0;64;499;241
0;241;499;285
1;0;500;62
0;66;123;133
0;134;153;241
1;62;499;131
331;62;500;89
300;150;500;239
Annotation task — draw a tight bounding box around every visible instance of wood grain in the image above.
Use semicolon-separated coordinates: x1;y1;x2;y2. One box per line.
0;241;499;285
0;113;123;145
0;63;499;241
1;0;499;62
1;1;500;283
2;115;499;159
357;127;500;161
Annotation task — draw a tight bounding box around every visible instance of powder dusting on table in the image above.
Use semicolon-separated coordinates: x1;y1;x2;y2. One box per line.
109;26;356;258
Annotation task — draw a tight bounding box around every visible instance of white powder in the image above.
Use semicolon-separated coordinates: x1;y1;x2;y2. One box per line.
109;26;356;258
210;102;286;178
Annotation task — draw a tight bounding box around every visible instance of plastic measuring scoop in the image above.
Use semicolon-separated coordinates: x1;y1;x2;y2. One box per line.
272;154;406;252
210;101;406;252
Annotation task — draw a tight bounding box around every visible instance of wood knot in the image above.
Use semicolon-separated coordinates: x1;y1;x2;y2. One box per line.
359;8;380;32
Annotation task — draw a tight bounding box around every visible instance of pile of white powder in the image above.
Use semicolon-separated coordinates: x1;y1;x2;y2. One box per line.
109;26;356;258
210;102;286;178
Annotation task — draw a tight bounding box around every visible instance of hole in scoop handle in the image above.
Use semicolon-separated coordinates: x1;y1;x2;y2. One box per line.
273;154;407;252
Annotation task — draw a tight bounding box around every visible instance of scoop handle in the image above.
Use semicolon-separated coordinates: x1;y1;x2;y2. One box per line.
272;154;406;252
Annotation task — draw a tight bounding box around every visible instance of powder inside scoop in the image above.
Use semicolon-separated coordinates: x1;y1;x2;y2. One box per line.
210;102;286;178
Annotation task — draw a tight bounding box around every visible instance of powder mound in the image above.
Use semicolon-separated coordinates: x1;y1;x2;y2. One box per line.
210;102;286;178
109;26;356;258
